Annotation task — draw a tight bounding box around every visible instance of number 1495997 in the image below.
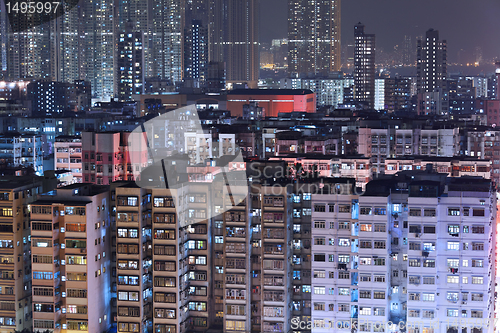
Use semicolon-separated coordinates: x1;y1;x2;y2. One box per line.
6;2;61;14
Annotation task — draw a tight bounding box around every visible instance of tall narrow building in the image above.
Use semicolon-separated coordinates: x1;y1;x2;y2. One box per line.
417;29;447;94
184;19;209;85
288;0;341;77
209;0;259;88
0;1;7;76
116;21;144;101
81;0;115;101
0;177;44;332
30;184;112;333
354;22;375;109
416;29;448;114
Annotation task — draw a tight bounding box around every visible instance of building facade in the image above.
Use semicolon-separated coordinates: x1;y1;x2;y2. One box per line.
30;184;112;333
287;0;341;76
354;23;376;109
209;0;259;88
0;177;44;332
54;136;83;186
416;29;448;115
81;132;148;185
309;173;496;333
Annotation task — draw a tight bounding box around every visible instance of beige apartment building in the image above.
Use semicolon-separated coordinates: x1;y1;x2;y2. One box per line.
30;184;111;333
0;177;44;333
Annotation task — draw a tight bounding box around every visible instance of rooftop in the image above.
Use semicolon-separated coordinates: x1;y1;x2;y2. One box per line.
0;176;43;190
228;89;314;96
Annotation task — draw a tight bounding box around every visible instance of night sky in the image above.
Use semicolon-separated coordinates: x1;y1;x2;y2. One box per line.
260;0;500;63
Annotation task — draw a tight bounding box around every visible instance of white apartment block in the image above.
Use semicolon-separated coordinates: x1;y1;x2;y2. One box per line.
374;79;385;111
385;158;491;180
309;173;496;333
185;132;214;164
54;136;83;186
394;129;459;157
0;134;43;175
184;132;237;165
358;128;391;175
280;77;354;109
359;128;460;175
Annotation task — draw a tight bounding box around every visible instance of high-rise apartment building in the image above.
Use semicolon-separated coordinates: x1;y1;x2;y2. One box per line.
288;0;341;77
417;29;447;94
55;6;83;84
114;174;238;332
0;1;7;76
5;20;54;80
116;22;144;101
184;19;209;84
310;173;496;333
209;0;259;88
417;29;448;114
244;182;293;333
354;23;375;109
0;176;44;332
30;184;112;333
81;0;115;102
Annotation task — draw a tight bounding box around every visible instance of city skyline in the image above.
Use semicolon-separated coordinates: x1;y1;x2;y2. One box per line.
0;2;499;331
260;0;500;64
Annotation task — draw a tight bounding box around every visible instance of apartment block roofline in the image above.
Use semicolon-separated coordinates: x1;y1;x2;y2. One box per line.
228;89;314;95
385;155;491;162
0;175;43;189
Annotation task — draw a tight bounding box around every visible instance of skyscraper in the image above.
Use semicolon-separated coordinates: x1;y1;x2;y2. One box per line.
288;0;341;77
417;29;447;94
416;29;448;114
184;19;209;85
209;0;259;88
116;0;184;88
116;21;144;100
81;0;115;101
402;35;413;66
5;18;54;80
0;1;7;76
354;22;375;109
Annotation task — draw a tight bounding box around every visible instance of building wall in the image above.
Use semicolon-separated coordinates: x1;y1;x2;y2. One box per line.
0;180;43;332
308;177;496;333
30;185;112;333
55;137;82;186
81;132;148;185
226;92;316;118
